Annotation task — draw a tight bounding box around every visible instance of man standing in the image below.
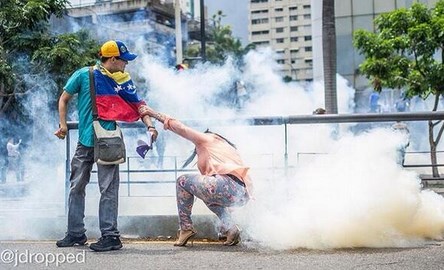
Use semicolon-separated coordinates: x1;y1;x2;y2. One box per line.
369;91;381;113
6;137;23;182
54;40;158;252
392;121;410;165
0;135;9;183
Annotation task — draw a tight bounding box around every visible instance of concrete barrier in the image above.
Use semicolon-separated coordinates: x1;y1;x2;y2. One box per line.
0;215;219;241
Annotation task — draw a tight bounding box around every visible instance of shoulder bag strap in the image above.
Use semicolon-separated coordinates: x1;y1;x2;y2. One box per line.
88;66;98;121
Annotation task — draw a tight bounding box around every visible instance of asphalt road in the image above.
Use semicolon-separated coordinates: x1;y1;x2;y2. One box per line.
1;239;443;270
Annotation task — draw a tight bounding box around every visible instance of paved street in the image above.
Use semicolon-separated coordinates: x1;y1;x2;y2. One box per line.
1;239;444;270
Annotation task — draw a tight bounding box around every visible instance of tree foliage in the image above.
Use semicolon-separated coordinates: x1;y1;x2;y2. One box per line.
0;0;99;120
32;30;100;90
354;1;444;98
353;0;444;176
185;11;255;65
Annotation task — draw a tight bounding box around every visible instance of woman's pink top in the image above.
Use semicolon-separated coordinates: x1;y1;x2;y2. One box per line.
163;117;253;195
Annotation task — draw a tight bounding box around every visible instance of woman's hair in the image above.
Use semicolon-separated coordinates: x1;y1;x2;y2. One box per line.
181;129;236;169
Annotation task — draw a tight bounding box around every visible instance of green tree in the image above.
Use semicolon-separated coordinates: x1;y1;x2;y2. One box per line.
185;11;255;65
1;0;67;116
353;1;444;177
32;30;100;91
0;0;99;120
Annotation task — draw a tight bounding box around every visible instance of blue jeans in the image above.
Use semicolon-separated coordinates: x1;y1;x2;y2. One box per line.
7;156;23;182
0;156;6;183
67;143;120;237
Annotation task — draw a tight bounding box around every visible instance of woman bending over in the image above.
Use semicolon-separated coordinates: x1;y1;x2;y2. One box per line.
139;106;253;246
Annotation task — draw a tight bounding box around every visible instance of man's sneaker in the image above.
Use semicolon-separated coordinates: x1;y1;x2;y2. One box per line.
89;236;122;252
56;234;87;247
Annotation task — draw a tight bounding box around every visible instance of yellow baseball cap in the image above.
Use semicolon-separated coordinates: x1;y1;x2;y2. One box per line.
100;40;137;61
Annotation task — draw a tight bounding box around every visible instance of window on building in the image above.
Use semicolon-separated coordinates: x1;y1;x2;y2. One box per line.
289;15;298;21
277;59;285;64
251;0;268;3
290;37;298;42
303;14;311;19
76;15;93;24
303;4;310;9
252;18;269;24
276;38;284;43
253;41;270;46
275;16;284;22
305;46;312;52
252;9;269;14
304;36;312;41
275;8;283;12
290;26;298;32
252;30;270;35
289;6;297;11
276;27;284;33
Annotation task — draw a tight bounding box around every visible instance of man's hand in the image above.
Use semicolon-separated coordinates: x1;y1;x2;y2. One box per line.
54;125;68;140
56;91;72;140
148;127;158;142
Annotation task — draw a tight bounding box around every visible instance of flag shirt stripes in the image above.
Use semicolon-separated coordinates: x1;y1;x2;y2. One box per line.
94;66;146;122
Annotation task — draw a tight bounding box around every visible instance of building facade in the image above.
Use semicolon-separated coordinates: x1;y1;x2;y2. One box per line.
65;0;210;65
311;0;439;91
249;0;314;82
248;0;440;86
65;0;178;62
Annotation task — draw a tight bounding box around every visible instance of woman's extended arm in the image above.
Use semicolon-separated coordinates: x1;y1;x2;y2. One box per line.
138;105;210;145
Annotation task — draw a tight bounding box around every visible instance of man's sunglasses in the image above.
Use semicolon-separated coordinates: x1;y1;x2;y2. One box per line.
115;57;128;63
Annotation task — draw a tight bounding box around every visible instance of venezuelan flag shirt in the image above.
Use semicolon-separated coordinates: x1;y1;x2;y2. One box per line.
64;66;115;147
94;65;146;122
64;64;145;147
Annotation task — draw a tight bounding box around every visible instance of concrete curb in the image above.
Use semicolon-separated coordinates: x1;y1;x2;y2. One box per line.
0;215;219;241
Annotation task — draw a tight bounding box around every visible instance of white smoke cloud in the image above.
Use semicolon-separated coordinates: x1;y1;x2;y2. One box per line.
237;128;444;249
2;36;444;249
129;46;444;249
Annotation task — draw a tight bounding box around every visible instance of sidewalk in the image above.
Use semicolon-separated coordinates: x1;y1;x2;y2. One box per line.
1;240;443;270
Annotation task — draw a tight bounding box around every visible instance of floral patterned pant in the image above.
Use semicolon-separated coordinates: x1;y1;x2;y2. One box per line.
176;173;248;232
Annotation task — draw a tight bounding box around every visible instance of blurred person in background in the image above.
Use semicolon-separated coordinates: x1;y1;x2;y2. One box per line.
0;135;8;183
392;121;410;165
6;137;23;182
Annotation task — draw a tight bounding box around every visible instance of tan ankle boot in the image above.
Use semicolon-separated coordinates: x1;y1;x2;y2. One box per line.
223;225;240;246
174;229;197;246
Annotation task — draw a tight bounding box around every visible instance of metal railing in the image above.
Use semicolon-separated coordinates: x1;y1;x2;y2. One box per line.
65;111;444;211
87;155;198;197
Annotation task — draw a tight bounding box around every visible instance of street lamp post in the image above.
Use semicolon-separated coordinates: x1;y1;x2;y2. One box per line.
200;0;206;62
175;0;183;64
